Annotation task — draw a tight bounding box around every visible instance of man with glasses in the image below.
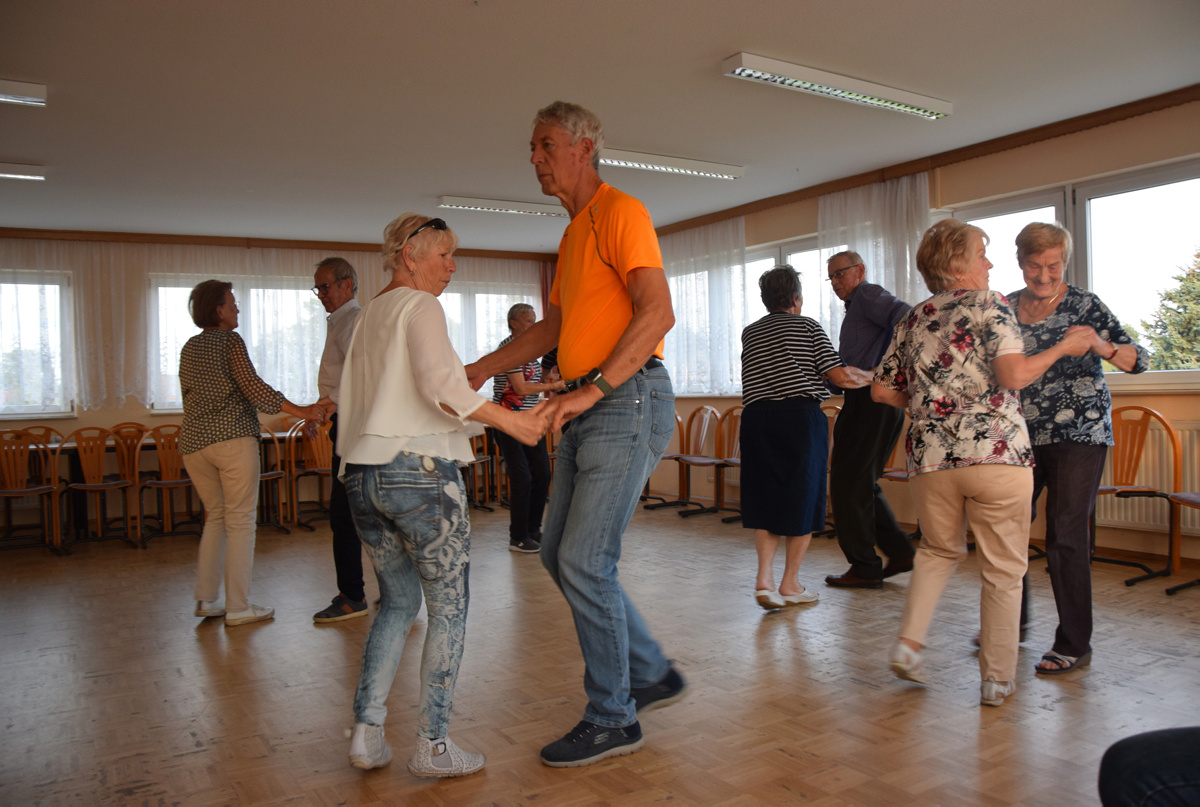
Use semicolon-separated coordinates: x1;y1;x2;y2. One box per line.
824;251;915;589
310;257;368;623
466;101;683;768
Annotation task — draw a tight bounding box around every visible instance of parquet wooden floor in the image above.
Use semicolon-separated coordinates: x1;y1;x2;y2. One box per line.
2;506;1198;806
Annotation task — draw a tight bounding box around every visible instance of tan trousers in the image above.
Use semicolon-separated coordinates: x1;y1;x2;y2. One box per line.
901;464;1032;682
184;437;260;613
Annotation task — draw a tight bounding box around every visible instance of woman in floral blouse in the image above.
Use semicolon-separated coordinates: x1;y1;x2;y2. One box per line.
872;219;1093;707
1006;222;1148;676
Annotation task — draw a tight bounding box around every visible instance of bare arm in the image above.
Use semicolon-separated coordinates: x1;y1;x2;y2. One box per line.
542;266;675;432
440;400;548;447
465;305;562;390
1091;336;1139;373
826;365;872;389
508;370;565;396
871;382;909;409
992;325;1095;390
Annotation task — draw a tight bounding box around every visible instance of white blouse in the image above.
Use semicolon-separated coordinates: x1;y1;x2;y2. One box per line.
337;286;488;470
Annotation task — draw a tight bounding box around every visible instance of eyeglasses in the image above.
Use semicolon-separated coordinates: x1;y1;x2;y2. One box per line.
311;280;347;297
826;263;862;282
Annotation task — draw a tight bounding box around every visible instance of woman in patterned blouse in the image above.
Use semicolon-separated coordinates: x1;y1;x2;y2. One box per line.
1006;222;1148;676
180;280;326;627
872;219;1093;707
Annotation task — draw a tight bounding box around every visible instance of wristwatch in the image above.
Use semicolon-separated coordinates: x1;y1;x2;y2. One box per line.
584;367;613;396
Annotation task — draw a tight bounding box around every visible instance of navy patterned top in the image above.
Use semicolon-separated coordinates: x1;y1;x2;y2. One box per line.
1004;284;1149;447
179;330;285;455
875;289;1032;474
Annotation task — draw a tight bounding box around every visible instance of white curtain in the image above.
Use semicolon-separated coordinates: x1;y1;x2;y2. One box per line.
661;216;747;395
0;237;540;413
817;172;931;348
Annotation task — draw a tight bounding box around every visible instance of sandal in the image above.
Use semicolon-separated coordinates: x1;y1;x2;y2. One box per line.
1035;650;1091;675
755;589;784;610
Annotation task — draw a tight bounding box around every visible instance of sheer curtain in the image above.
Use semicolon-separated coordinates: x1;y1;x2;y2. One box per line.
661;216;746;395
0;237;540;413
817;172;931;348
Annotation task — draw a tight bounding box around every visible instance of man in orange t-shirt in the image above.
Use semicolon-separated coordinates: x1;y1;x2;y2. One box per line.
466;101;683;769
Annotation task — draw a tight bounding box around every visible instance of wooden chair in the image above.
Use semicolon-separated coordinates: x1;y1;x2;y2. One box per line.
140;424;202;546
287;419;334;530
258;425;290;534
1098;406;1183;586
1;429;62;552
463;433;495;512
815;404;841;538
644;405;723;517
715;405;744;523
55;427;136;549
107;422;149;542
1164;493;1200;596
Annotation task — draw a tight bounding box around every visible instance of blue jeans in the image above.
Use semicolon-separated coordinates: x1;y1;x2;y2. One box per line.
1099;727;1200;805
342;451;470;739
539;366;676;728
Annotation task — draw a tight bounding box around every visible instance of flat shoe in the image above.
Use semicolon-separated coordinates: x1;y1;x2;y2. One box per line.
780;588;818;605
755;589;784;610
1035;650;1091;675
889;639;926;684
981;678;1016;706
824;571;882;589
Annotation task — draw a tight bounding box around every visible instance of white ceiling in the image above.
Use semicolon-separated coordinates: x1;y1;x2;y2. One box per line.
2;0;1199;254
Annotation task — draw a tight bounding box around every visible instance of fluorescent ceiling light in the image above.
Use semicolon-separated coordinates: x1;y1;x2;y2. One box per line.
438;195;568;218
0;79;47;107
600;149;743;180
722;52;952;120
0;163;46;181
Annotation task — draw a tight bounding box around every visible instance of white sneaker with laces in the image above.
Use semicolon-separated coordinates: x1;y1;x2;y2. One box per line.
981;678;1016;707
348;722;392;770
224;604;274;626
407;736;485;778
195;600;225;617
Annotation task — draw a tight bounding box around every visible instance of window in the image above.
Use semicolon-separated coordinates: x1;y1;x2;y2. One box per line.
148;276;325;410
0;270;76;416
955;191;1065;295
438;284;540;365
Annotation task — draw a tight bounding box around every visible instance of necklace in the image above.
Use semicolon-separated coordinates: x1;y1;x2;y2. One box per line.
1021;284;1064;320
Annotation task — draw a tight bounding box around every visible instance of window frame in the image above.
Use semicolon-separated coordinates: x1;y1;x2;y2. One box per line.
0;269;77;419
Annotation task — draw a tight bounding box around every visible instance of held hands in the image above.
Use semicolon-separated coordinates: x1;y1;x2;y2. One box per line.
1062;325;1099;357
542;385;602;433
315;396;337;418
508;400;551;446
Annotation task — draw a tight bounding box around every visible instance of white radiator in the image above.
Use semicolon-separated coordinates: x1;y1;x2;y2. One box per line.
1095;420;1199;537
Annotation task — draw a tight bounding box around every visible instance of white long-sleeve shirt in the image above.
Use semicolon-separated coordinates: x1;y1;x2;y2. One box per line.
317;298;361;403
337;286;488;471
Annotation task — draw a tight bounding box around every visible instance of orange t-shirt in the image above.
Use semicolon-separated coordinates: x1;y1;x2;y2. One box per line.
550;183;665;380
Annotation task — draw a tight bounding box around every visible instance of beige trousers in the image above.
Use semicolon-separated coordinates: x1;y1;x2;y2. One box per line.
901;464;1032;682
184;437;260;613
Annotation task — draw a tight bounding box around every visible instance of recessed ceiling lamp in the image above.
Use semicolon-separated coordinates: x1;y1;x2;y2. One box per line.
0;79;47;107
600;149;743;180
438;195;568;218
722;52;952;120
0;162;45;181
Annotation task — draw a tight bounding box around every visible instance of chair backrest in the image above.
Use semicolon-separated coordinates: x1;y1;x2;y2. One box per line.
1110;405;1183;489
1;429;54;491
110;423;148;481
682;405;721;457
260;425;285;475
146;425;188;481
288;419;333;471
717;406;743;461
23;425;65;447
57;427;114;484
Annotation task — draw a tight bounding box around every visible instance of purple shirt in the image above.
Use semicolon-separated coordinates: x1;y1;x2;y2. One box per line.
839;282;911;371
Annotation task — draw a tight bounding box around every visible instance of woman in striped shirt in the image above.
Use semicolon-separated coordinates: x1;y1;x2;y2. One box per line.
741;265;871;610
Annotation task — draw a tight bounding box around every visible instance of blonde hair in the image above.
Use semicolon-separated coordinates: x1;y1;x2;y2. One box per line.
1015;221;1073;266
916;219;988;292
381;213;458;274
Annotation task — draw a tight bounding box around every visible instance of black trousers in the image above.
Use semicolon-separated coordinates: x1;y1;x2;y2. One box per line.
329;414;365;603
829;387;912;578
492;429;551;544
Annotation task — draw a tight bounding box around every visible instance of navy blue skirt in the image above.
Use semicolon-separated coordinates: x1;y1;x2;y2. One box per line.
740;397;828;536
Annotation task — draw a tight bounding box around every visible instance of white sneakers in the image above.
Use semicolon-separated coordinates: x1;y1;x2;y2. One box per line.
348;723;393;770
194;600;225;617
407;737;485;778
224;604;275;626
981;678;1016;707
889;639;927;684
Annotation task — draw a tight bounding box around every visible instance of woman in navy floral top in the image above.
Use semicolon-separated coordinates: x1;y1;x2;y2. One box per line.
1006;222;1148;676
873;219;1093;707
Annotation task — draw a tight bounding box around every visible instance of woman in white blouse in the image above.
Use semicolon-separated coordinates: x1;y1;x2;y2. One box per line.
338;214;547;777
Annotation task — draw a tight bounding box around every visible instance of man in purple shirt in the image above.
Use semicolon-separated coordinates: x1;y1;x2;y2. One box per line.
824;251;915;588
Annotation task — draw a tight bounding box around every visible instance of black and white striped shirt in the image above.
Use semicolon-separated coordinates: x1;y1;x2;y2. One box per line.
741;312;841;406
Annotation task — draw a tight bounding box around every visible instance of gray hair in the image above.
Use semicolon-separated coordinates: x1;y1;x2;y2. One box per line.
759;265;802;313
533;101;604;170
827;250;864;269
507;302;535;329
315;257;357;296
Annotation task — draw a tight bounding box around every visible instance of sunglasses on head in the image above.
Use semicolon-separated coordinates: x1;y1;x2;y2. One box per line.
407;218;448;241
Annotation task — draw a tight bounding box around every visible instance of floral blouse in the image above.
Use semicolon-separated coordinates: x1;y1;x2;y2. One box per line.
1005;284;1149;446
179;329;285;455
875;289;1032;475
